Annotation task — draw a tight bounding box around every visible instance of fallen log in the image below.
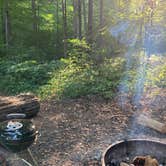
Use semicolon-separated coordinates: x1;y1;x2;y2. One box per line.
137;114;166;134
0;93;40;121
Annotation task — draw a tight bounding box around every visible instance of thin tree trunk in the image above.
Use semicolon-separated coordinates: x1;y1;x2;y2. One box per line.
82;0;87;37
99;0;104;47
99;0;103;28
87;0;93;43
62;0;67;57
56;0;59;55
32;0;38;33
73;0;78;38
1;0;5;45
3;0;11;49
37;0;40;32
78;0;82;39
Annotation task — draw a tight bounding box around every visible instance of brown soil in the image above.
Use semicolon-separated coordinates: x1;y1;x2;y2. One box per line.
32;96;133;166
0;88;165;166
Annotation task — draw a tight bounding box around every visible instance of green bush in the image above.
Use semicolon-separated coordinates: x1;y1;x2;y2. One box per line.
0;39;126;100
38;57;125;100
0;60;63;95
146;63;166;88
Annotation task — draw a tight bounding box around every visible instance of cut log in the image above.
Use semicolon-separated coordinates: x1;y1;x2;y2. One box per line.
0;93;40;121
137;114;166;134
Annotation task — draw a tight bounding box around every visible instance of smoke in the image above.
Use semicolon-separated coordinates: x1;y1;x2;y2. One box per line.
110;16;166;139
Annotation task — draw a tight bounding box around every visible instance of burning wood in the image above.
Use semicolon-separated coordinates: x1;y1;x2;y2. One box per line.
137;114;166;134
119;156;159;166
132;156;159;166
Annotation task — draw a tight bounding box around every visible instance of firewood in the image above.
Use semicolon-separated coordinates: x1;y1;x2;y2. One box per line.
137;114;166;134
0;94;40;121
144;156;159;166
132;156;146;166
132;156;159;166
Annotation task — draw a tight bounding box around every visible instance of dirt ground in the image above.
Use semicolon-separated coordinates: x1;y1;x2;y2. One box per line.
29;88;166;166
0;88;165;166
31;96;131;166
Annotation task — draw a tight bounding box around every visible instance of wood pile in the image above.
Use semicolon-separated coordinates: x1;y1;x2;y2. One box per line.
0;93;40;121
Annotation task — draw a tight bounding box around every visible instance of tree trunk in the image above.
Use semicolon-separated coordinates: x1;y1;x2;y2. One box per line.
56;0;59;55
99;0;104;47
87;0;93;43
73;0;78;38
62;0;67;57
78;0;82;39
3;0;11;48
73;0;82;39
32;0;38;33
99;0;103;28
82;0;87;37
1;0;4;44
37;0;40;32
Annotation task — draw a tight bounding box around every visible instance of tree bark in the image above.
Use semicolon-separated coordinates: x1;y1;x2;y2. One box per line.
32;0;38;33
99;0;103;28
73;0;78;38
1;0;4;44
82;0;87;37
99;0;104;47
78;0;82;39
56;0;59;55
87;0;93;43
3;0;11;48
62;0;67;57
73;0;82;39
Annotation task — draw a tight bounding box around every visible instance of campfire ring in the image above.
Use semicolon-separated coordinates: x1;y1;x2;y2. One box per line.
102;139;166;166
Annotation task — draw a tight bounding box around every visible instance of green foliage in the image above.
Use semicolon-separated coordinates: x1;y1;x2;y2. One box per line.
38;56;125;100
0;60;63;95
0;37;126;100
146;62;166;88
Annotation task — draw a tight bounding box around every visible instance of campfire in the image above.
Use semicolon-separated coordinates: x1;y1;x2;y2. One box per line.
102;139;166;166
119;155;159;166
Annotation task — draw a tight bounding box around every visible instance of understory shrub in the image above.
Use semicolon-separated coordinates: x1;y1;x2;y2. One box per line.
0;60;63;95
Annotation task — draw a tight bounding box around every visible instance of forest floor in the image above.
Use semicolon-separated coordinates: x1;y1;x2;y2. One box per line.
30;87;166;166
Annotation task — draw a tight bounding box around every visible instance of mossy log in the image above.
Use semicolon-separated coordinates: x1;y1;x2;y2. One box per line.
0;94;40;121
